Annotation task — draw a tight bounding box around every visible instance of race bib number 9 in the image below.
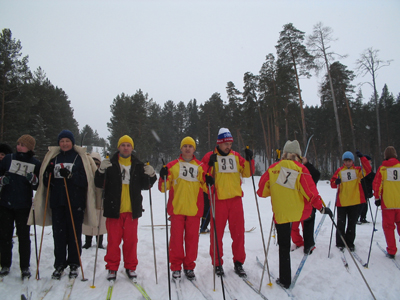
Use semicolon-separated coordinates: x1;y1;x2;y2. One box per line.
340;169;356;183
217;156;238;173
386;167;400;181
9;160;35;176
54;163;74;179
178;162;199;182
276;166;299;190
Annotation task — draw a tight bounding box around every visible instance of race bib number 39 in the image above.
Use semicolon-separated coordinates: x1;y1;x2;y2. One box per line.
386;168;400;181
340;169;356;183
178;162;199;182
9;160;35;176
217;156;238;173
276;166;299;189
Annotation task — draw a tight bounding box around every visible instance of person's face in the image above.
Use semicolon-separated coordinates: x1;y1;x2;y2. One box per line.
181;144;195;160
118;142;133;158
17;142;29;153
343;159;353;168
59;138;73;152
0;153;6;160
219;142;232;154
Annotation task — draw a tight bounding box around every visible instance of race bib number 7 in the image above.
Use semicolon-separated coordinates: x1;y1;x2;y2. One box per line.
217;156;238;173
386;167;400;181
276;166;299;189
9;160;35;176
178;162;199;182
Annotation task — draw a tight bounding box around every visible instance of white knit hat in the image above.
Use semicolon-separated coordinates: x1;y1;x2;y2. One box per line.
283;140;302;157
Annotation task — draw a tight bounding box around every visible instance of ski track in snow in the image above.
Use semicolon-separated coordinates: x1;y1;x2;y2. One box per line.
2;179;399;299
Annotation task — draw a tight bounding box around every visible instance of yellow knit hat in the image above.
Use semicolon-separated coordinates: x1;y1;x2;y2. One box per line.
180;136;196;150
117;135;134;149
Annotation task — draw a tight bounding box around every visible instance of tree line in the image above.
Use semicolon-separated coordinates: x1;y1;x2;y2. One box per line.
1;24;398;178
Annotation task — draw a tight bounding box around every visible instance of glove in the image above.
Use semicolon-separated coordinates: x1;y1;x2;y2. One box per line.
99;158;112;173
59;168;72;179
0;176;10;185
375;199;381;207
356;150;363;158
26;173;37;184
208;153;217;167
245;148;253;161
144;164;156;177
205;175;214;186
160;166;168;179
335;178;341;185
320;207;333;218
45;163;54;175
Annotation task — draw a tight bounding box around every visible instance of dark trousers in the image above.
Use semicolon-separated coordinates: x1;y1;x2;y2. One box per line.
302;208;316;252
276;222;292;286
200;192;210;231
336;205;359;248
85;234;103;245
52;206;84;269
0;206;31;270
358;202;368;221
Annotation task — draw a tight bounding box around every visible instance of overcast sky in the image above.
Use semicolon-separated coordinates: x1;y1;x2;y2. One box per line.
1;0;399;141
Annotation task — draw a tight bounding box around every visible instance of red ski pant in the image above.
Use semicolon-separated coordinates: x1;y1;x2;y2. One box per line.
382;209;400;255
291;221;304;247
169;215;201;271
105;213;138;271
209;197;246;266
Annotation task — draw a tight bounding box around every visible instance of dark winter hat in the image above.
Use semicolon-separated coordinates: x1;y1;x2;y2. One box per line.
0;143;12;155
57;130;75;145
365;155;372;161
384;146;397;160
17;134;36;151
217;128;233;144
283;140;302;157
342;151;354;161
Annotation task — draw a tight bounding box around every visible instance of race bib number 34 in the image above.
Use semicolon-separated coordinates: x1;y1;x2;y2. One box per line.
9;160;35;176
178;162;199;182
217;156;238;173
386;168;400;181
276;166;299;189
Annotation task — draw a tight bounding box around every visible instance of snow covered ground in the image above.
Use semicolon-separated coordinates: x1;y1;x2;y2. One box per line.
2;178;399;300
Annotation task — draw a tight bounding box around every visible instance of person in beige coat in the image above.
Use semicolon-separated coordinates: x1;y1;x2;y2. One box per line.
82;152;107;249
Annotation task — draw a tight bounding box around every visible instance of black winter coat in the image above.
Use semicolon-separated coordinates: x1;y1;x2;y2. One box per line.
95;152;157;219
0;151;41;209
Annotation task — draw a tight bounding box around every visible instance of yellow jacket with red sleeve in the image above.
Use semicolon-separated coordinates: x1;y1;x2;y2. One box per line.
330;156;371;207
256;159;323;224
201;148;254;201
158;154;206;217
373;158;400;209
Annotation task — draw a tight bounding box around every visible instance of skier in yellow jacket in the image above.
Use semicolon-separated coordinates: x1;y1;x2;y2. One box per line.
257;140;331;289
158;137;212;280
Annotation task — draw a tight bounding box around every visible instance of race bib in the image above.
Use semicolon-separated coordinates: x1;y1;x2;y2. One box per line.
217;156;238;173
276;166;299;190
9;160;35;176
386;167;400;181
178;162;199;182
120;164;131;184
340;169;356;182
54;163;74;179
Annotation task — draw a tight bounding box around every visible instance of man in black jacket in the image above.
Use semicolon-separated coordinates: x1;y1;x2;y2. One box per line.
95;135;157;281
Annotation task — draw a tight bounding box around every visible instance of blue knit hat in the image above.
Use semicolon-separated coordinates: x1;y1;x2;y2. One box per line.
342;151;354;161
58;130;75;145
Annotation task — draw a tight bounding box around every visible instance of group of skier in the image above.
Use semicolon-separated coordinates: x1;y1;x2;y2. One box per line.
0;127;399;294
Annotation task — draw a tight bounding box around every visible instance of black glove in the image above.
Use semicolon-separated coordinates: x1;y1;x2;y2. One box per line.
26;172;37;184
335;178;341;185
356;150;363;158
208;153;217;167
0;176;10;185
160;166;168;179
205;175;214;186
59;168;72;179
375;199;381;207
320;207;333;218
45;163;54;175
245;148;253;161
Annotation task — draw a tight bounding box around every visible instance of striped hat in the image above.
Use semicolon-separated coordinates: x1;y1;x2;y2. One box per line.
217;128;233;144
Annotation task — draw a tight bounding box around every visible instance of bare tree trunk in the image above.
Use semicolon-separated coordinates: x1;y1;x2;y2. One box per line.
343;88;357;151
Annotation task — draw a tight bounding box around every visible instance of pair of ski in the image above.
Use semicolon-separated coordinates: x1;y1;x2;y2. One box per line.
376;242;400;271
171;276;214;300
21;277;32;300
36;275;76;300
106;276;151;300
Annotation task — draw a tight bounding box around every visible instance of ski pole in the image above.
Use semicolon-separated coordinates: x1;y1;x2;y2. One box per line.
304;134;314;157
32;200;40;280
36;172;52;280
328;184;339;258
365;206;379;268
162;159;172;300
63;177;88;281
259;218;274;291
147;162;158;284
328;215;376;300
